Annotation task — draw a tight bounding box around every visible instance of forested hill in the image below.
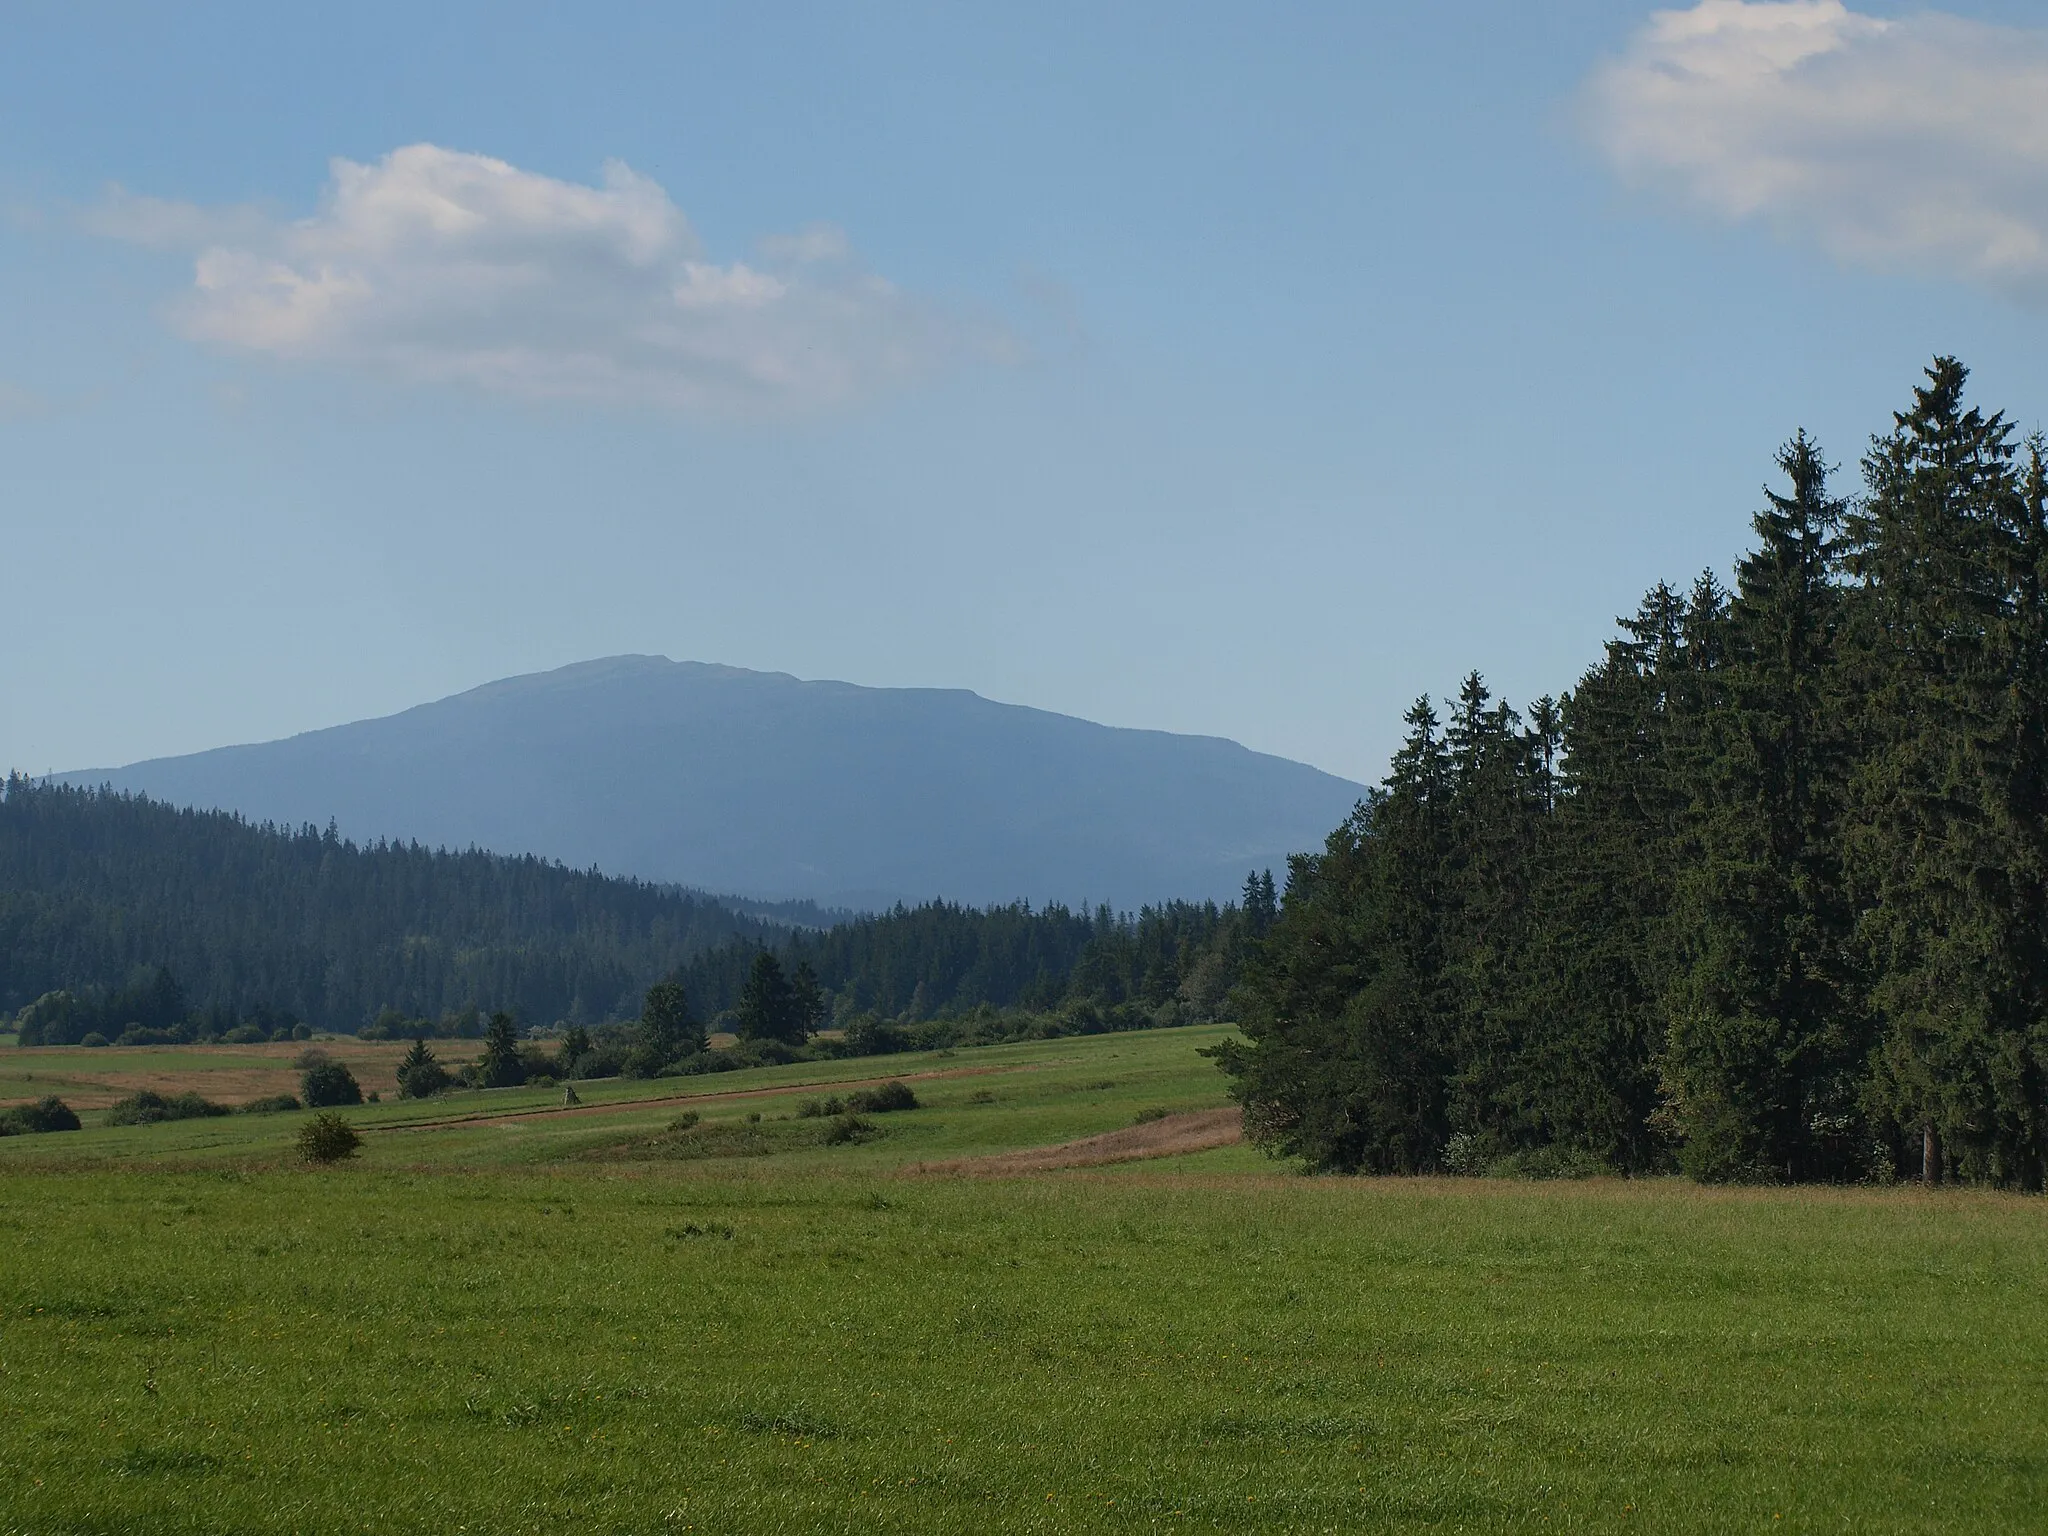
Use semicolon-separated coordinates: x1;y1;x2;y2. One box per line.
0;779;791;1034
56;657;1364;909
1222;359;2048;1190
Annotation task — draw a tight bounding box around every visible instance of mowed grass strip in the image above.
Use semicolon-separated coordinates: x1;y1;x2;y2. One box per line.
2;1161;2046;1532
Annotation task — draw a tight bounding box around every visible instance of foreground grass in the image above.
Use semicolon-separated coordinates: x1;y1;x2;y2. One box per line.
1;1031;2045;1532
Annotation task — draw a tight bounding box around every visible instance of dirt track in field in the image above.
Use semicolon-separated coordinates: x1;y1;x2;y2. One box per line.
909;1108;1243;1175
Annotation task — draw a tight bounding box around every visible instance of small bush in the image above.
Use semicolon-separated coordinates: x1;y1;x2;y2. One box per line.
846;1081;918;1114
396;1062;451;1098
297;1113;362;1163
1133;1106;1173;1125
0;1096;81;1135
105;1089;230;1126
80;1033;109;1048
114;1026;180;1047
238;1093;301;1115
569;1045;629;1081
967;1088;996;1105
301;1059;363;1108
823;1114;879;1146
1442;1132;1487;1176
220;1024;267;1044
669;1110;701;1131
796;1096;845;1119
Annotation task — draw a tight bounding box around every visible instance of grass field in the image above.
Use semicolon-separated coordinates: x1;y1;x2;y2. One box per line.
2;1026;2045;1532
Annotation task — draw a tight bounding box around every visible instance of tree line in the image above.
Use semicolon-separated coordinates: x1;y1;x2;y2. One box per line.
0;780;789;1039
1221;360;2048;1188
671;877;1279;1033
0;775;1281;1048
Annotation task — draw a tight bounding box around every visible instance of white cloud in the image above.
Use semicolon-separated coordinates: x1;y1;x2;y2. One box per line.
1584;1;2048;301
96;144;998;413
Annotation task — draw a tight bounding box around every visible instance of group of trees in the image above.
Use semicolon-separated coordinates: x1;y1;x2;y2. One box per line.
675;883;1279;1030
1222;360;2048;1188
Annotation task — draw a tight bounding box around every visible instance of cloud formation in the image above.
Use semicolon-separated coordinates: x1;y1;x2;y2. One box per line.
97;145;995;413
1584;1;2048;301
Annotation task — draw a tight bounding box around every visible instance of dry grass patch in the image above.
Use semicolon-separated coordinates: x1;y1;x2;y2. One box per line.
912;1106;1242;1174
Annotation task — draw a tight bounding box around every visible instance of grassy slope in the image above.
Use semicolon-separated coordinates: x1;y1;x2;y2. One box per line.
1;1027;2045;1533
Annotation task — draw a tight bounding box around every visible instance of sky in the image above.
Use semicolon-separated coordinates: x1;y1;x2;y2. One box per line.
9;0;2048;786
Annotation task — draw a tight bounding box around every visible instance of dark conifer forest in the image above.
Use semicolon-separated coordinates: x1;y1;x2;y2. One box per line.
0;776;1272;1043
0;782;790;1037
673;876;1277;1030
1219;360;2048;1187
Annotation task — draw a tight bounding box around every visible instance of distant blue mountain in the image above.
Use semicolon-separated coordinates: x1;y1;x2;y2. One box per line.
60;657;1366;909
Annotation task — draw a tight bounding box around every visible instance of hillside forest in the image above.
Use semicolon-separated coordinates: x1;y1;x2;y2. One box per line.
0;777;1275;1046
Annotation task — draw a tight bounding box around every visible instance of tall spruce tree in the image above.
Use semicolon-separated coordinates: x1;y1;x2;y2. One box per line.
1845;360;2048;1185
1220;698;1456;1172
1662;433;1862;1180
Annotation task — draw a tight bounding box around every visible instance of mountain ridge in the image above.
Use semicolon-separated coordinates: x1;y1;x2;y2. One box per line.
59;657;1367;909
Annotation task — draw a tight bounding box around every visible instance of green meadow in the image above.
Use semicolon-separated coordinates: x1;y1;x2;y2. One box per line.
3;1026;2046;1533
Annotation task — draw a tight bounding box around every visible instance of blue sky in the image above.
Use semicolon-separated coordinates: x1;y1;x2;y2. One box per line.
8;0;2048;784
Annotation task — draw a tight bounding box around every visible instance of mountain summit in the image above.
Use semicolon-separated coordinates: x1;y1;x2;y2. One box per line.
61;658;1365;908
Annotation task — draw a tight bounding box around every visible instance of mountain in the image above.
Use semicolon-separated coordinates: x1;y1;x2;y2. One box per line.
59;657;1367;908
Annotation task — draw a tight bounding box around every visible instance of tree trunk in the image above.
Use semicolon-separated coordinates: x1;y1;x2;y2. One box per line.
1922;1123;1942;1186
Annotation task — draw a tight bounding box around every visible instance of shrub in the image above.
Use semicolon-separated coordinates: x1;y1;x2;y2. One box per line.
0;1096;81;1135
297;1113;362;1163
569;1042;629;1081
105;1089;229;1126
113;1026;180;1047
301;1058;363;1108
796;1096;845;1119
823;1114;879;1146
220;1024;267;1044
79;1033;109;1048
238;1093;301;1115
846;1081;918;1114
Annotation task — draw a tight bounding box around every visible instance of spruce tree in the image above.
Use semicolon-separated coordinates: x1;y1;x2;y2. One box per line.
1220;698;1456;1172
1662;433;1861;1180
639;979;702;1065
478;1011;527;1088
1845;360;2047;1185
737;952;805;1045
